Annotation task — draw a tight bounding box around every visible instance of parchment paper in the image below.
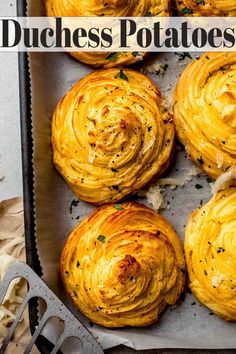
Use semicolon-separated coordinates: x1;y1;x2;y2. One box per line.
28;1;236;350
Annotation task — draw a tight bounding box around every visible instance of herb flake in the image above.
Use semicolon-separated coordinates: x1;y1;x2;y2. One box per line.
181;7;193;14
114;204;124;210
69;199;79;214
106;53;118;62
112;185;119;191
115;70;129;81
97;235;106;243
177;52;193;61
163;63;168;71
197;157;204;165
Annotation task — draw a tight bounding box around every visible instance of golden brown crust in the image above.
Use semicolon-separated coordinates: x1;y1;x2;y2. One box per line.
60;202;186;327
45;0;170;67
45;0;170;16
185;187;236;321
52;68;174;204
69;52;149;69
173;52;236;180
176;0;236;16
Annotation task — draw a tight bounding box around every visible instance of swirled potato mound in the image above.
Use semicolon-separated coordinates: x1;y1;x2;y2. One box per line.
174;52;236;180
185;187;236;321
52;69;174;204
45;0;170;67
176;0;236;16
61;202;186;327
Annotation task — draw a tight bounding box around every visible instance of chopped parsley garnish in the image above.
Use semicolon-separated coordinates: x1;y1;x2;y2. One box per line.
197;157;204;165
163;63;169;71
115;70;129;81
97;235;106;243
112;185;119;191
114;204;124;210
219;65;230;71
132;52;139;57
177;52;193;61
69;199;79;214
106;53;118;62
181;7;193;14
196;0;204;4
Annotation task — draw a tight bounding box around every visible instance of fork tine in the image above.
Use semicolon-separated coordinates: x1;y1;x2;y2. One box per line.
0;294;30;354
50;332;66;354
24;311;49;354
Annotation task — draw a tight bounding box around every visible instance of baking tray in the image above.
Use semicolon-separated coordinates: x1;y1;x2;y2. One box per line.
18;1;235;353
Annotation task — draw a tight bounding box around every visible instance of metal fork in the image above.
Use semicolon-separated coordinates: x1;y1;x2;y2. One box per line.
0;261;104;354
